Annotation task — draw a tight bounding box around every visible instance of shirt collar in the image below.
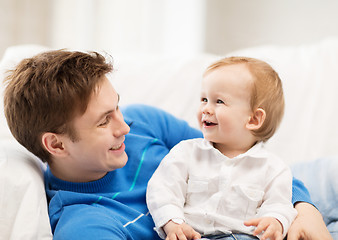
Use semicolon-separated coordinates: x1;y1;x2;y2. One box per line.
198;139;268;159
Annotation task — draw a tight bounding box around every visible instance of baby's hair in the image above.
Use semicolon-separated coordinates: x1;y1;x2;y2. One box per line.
204;56;284;142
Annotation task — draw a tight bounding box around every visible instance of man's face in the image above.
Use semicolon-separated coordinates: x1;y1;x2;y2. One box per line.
57;77;130;182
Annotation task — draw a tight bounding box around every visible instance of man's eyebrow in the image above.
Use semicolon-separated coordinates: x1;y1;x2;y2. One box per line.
96;110;114;123
96;93;120;123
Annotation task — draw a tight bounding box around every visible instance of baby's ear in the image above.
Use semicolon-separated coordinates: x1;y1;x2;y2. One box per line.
246;108;266;130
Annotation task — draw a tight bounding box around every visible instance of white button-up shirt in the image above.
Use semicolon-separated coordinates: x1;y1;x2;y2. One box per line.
146;138;297;238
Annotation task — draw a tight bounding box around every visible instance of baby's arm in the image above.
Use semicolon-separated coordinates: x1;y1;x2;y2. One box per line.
146;141;196;239
244;217;283;240
163;220;201;240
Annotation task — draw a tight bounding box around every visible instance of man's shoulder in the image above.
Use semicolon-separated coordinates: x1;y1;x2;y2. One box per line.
121;104;188;132
122;104;165;125
51;196;161;240
121;104;162;117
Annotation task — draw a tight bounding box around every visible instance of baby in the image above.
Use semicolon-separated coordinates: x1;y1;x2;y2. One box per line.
146;56;297;240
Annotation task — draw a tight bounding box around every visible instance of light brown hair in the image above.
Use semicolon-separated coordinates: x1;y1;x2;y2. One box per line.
204;56;284;142
3;50;113;163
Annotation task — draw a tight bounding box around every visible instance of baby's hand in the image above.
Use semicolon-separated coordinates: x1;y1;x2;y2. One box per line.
163;220;201;240
244;217;283;240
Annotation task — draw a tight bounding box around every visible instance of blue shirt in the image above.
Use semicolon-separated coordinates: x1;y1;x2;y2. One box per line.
45;104;312;239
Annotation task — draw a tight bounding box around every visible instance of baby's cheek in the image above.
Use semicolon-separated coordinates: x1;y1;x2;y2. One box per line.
196;110;202;125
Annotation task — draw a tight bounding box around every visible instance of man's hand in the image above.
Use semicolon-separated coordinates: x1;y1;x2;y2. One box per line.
244;217;283;240
163;220;201;240
287;202;332;240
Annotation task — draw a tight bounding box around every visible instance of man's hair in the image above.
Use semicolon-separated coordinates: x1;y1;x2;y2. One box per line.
3;50;113;163
204;56;284;142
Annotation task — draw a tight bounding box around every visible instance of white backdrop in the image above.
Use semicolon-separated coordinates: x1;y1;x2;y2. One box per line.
2;0;338;57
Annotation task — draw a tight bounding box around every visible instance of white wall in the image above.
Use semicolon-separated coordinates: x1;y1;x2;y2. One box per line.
50;0;206;56
1;0;338;57
0;0;50;57
204;0;338;54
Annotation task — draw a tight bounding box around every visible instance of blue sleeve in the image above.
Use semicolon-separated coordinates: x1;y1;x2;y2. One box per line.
292;157;338;233
292;177;313;206
122;104;203;149
53;206;127;240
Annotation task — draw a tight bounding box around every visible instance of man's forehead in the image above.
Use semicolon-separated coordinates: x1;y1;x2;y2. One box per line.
75;79;118;124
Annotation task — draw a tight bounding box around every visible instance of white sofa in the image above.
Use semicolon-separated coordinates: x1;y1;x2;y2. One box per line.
1;39;337;239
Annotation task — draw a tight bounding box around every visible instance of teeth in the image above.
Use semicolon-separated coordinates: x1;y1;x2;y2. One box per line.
203;121;216;126
110;144;122;150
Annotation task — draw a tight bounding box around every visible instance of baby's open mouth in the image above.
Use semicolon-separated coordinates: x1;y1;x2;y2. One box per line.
203;121;217;127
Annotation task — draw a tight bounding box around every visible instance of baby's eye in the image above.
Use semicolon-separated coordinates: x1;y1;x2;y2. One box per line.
201;97;208;102
216;99;224;104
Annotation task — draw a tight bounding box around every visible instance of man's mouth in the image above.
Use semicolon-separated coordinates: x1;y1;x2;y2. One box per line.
110;143;123;150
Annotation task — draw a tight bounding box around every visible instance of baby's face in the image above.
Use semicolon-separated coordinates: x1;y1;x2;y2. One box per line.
197;64;254;151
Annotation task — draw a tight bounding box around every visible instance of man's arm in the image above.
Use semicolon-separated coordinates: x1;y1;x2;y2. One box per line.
291;177;312;205
122;104;202;149
52;207;128;240
287;202;333;240
288;178;332;240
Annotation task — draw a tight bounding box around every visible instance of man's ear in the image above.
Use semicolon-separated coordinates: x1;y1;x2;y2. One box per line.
246;108;266;130
41;132;67;157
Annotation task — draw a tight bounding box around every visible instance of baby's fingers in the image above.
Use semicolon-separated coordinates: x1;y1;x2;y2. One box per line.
260;226;283;240
253;221;269;236
192;231;201;239
244;218;260;227
245;217;283;240
165;232;187;240
176;231;188;240
244;218;270;237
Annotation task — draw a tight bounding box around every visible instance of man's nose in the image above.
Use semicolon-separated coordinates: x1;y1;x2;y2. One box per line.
112;115;130;138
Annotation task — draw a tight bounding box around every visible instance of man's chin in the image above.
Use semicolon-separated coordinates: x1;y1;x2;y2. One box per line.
109;154;128;171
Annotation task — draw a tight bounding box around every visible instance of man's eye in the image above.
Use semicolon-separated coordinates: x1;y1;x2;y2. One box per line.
98;116;112;127
216;99;224;104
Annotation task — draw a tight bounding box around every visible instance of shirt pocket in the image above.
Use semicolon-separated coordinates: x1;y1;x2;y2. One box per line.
220;184;264;219
187;178;209;192
186;176;213;206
